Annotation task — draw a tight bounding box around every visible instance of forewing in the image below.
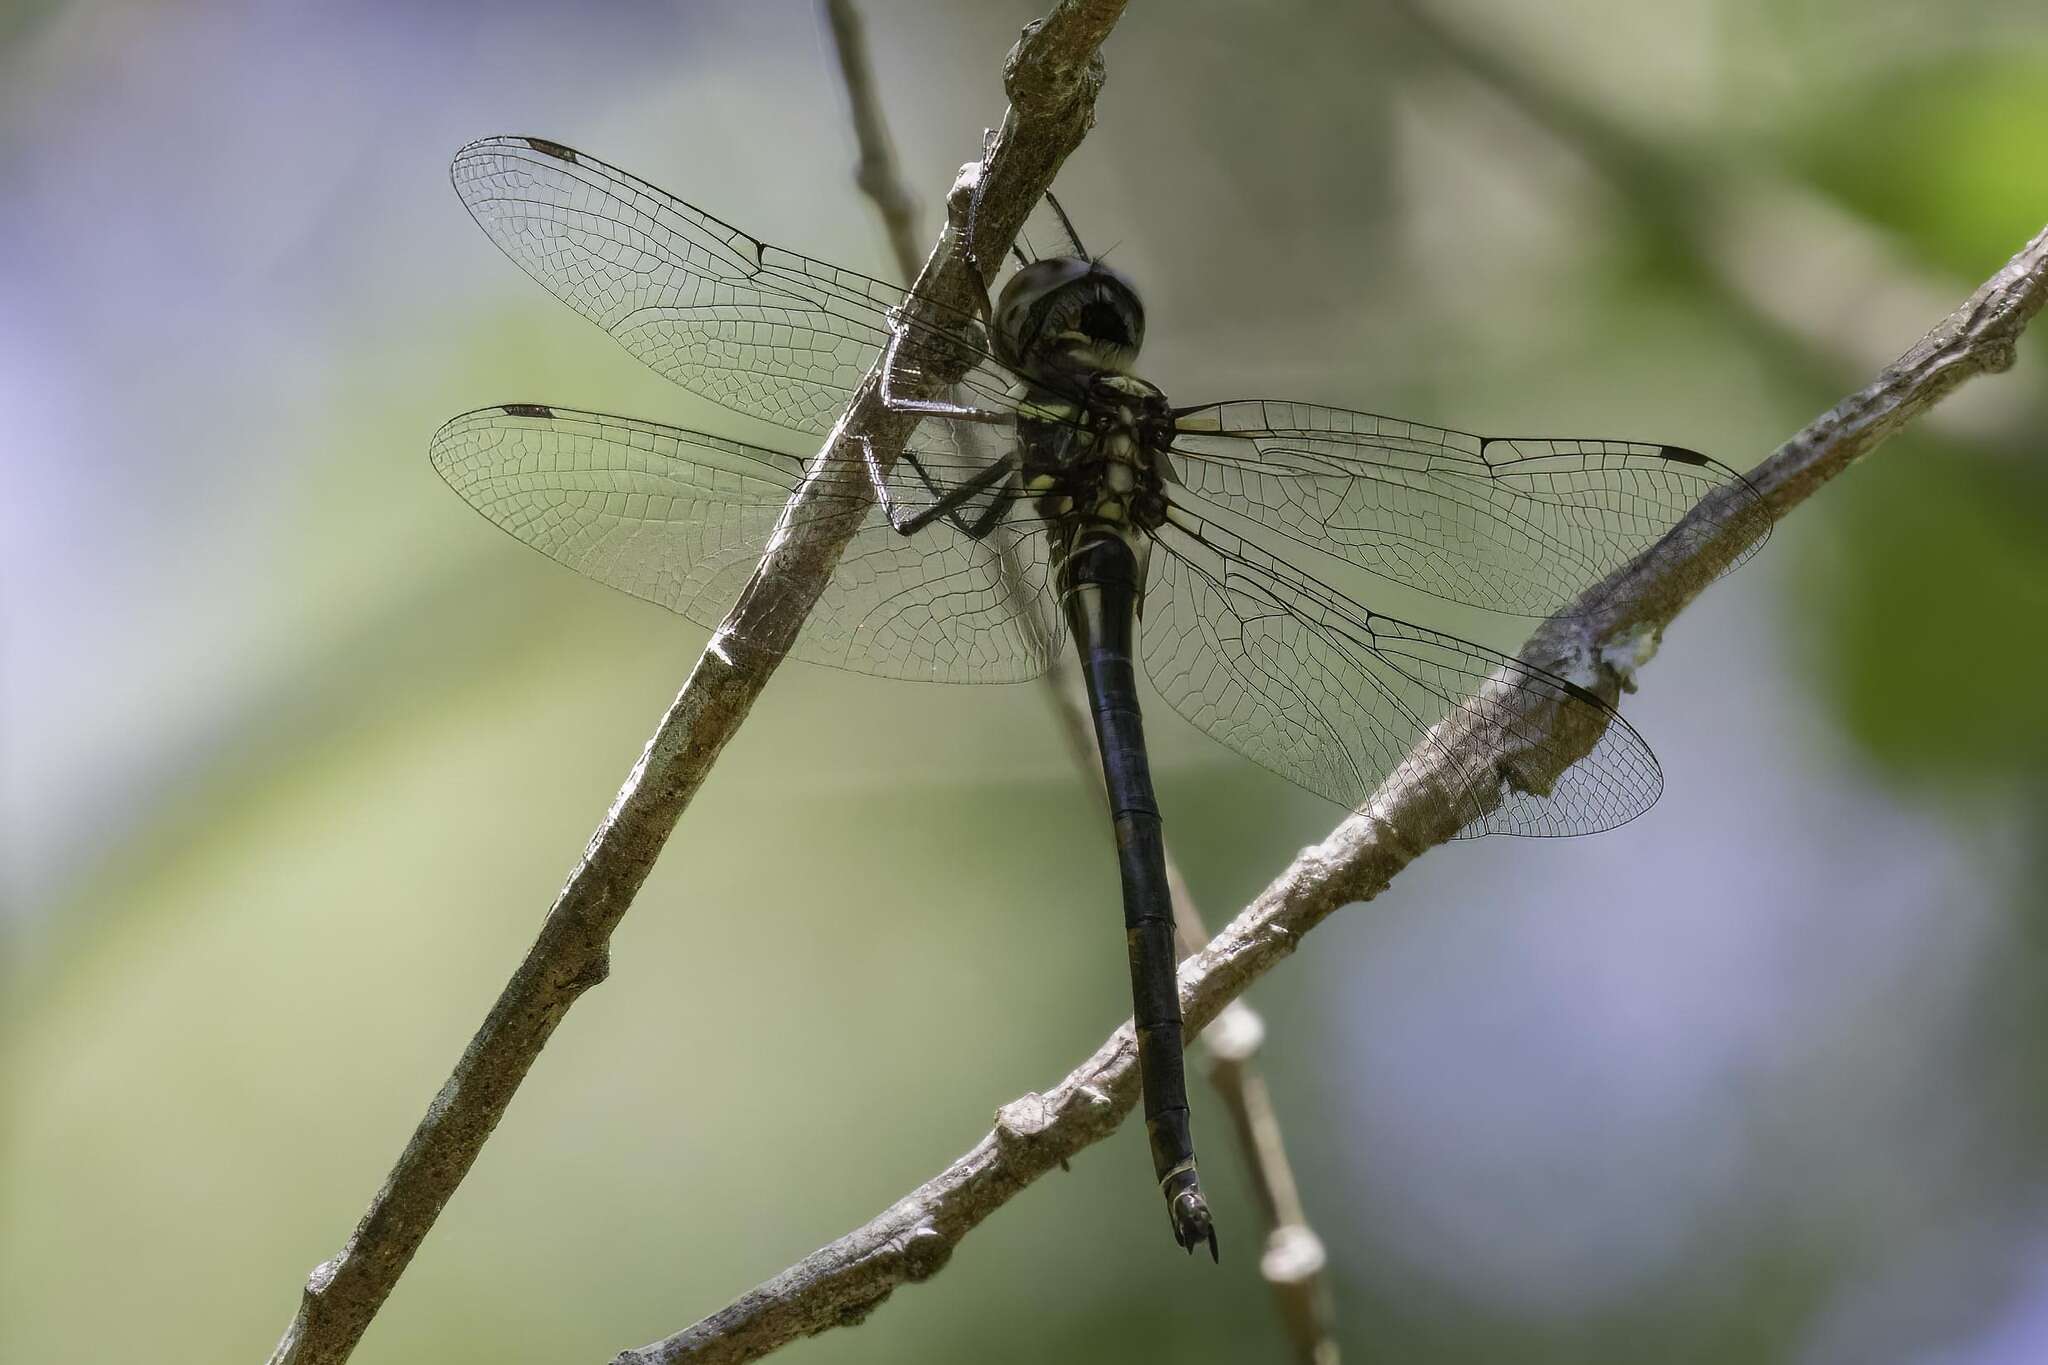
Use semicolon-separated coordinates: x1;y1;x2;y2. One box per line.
450;136;1024;441
430;404;1061;683
1171;398;1766;617
1142;510;1662;836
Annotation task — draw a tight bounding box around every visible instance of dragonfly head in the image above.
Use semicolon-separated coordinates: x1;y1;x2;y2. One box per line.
993;256;1146;380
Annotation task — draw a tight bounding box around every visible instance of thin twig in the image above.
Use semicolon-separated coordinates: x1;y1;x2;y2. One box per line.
264;6;1125;1365
822;4;1338;1359
627;220;2048;1365
821;0;923;275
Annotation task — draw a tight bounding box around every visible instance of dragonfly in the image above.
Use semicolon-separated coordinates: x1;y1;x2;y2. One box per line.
431;135;1764;1260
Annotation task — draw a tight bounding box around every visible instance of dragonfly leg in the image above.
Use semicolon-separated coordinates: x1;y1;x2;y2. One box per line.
880;314;1018;425
908;455;1021;541
858;437;1017;538
902;449;1023;541
956;476;1021;540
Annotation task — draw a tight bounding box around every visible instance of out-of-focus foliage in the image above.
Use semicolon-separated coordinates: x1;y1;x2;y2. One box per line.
1775;46;2048;792
1788;52;2048;280
1803;441;2048;784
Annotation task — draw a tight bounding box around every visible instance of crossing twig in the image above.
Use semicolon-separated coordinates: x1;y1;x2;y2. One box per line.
263;7;1127;1364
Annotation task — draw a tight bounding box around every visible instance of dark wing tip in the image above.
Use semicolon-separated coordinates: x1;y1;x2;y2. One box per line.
519;136;579;163
448;135;579;175
427;404;558;476
1657;443;1711;467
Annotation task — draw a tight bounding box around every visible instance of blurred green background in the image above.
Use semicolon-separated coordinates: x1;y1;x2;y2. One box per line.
5;2;2046;1361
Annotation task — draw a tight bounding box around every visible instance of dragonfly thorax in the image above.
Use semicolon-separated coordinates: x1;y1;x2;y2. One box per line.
1017;371;1176;538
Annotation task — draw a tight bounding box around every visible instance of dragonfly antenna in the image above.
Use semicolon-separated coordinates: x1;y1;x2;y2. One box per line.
1044;190;1088;259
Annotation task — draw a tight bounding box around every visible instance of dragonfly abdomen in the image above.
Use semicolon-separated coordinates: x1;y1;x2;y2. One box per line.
1061;528;1217;1259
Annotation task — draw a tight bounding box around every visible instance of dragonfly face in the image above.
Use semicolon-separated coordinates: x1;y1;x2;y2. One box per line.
435;135;1770;1260
993;255;1147;381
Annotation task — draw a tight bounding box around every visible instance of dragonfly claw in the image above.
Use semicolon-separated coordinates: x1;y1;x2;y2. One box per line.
1168;1186;1218;1262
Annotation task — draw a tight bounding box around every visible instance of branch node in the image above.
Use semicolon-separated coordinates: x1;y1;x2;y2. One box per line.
564;950;611;995
1004;16;1109;119
1205;1001;1266;1064
894;1225;952;1282
1260;1224;1330;1287
944;161;982;224
994;1092;1056;1147
305;1254;343;1295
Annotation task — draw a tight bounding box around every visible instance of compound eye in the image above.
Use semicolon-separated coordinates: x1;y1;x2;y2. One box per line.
994;302;1033;358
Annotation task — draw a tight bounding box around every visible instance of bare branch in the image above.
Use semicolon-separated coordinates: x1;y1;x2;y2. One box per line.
1201;1006;1339;1365
822;0;923;275
264;7;1126;1365
823;5;1340;1358
630;220;2048;1365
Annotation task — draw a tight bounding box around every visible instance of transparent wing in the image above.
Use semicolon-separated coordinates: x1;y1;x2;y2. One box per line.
1142;508;1662;836
1170;398;1767;617
430;404;1061;684
450;135;1026;445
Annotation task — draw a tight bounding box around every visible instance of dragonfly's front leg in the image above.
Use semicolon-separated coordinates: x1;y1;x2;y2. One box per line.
867;307;1023;538
859;437;1018;539
879;309;1018;426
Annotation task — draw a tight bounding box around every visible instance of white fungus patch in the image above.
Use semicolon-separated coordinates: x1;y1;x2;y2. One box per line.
1558;651;1604;691
1599;624;1664;686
